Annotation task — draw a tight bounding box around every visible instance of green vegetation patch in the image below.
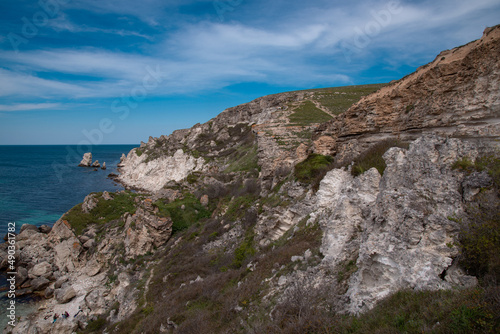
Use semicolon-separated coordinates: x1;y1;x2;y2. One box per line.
294;153;334;185
63;191;139;235
232;234;256;268
453;154;500;188
453;153;500;280
312;83;386;115
224;144;259;173
224;194;256;222
351;140;409;177
289;100;333;125
154;193;211;234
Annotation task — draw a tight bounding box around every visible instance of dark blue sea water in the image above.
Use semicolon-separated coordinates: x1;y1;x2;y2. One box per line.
0;145;137;237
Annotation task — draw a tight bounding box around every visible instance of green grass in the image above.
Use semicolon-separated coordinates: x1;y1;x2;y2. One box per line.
289;100;333;125
452;157;475;171
294;153;334;185
351;140;409;176
154;193;211;234
311;83;386;115
63;191;139;235
340;288;499;334
224;194;256;221
224;144;259;173
232;234;256;268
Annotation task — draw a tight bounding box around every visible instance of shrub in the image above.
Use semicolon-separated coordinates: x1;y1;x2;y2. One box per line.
455;153;500;281
154;194;211;234
294;153;334;185
351;140;409;176
232;234;256;268
452;157;474;171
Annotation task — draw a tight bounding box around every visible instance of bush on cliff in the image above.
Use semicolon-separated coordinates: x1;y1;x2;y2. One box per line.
63;191;138;235
351;140;409;176
154;194;211;234
294;153;334;186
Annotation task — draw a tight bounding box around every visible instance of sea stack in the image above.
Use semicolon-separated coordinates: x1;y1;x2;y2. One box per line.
101;162;107;170
117;153;126;167
78;152;92;167
92;160;100;168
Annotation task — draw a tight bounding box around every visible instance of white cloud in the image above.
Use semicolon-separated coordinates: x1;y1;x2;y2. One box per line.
0;103;63;112
0;0;499;102
48;14;153;40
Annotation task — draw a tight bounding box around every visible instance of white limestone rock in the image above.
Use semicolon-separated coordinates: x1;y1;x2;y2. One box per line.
118;148;205;192
78;152;92;167
316;135;481;313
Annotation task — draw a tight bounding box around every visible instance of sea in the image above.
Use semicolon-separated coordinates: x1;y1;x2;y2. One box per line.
0;144;137;328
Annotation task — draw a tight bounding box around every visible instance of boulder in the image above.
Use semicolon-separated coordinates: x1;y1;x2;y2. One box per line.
30;277;50;291
16;228;39;241
83;239;95;249
54;276;68;289
200;194;209;207
38;225;52;234
55;286;76;303
102;191;113;201
78;235;90;244
101;162;107;170
92;160;101;168
78;152;92;167
20;224;38;234
15;267;29;287
82;194;98;214
49;220;75;241
29;261;52;278
44;286;54;298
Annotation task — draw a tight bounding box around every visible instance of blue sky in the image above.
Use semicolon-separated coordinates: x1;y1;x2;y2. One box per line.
0;0;499;145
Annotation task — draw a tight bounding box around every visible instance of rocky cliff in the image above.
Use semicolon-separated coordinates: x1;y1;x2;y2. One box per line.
3;26;499;334
313;25;500;162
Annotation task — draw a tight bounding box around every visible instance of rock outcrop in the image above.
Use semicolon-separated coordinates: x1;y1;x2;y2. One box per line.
314;135;479;313
3;192;174;334
313;25;500;161
78;152;92;167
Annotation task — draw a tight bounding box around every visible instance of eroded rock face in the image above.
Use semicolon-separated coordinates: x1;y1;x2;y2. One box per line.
118;148;205;191
78;152;92;167
315;135;480;313
4;193;174;333
124;207;173;257
314;25;500;161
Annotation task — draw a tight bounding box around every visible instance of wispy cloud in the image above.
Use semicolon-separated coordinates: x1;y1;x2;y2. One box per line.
48;14;154;40
0;1;499;112
0;103;63;112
